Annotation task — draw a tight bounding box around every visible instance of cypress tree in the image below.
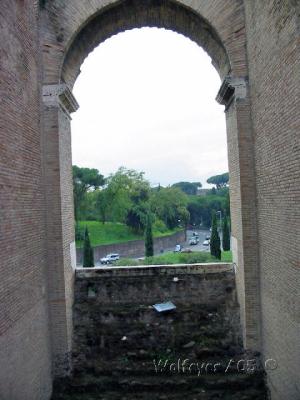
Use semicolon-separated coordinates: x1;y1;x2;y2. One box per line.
145;214;154;257
222;215;230;251
83;226;94;267
210;213;221;260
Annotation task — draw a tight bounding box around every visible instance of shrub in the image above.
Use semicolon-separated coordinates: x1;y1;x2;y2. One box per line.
210;214;221;260
83;227;94;268
145;214;154;257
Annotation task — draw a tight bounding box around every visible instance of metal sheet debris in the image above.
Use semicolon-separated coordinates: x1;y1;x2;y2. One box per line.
152;301;176;313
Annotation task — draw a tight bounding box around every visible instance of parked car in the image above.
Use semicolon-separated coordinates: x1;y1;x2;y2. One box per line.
174;244;182;252
203;239;210;246
100;253;120;264
205;235;211;240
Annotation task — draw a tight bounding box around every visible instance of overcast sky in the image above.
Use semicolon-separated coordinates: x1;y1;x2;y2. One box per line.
71;27;228;188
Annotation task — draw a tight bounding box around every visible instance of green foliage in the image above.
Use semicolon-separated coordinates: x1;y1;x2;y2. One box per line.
145;214;154;257
150;186;189;229
207;172;229;189
76;221;142;247
83;227;94;268
221;251;232;262
126;207;145;234
210;214;221;260
94;167;151;226
222;215;230;251
75;222;85;241
172;181;202;195
187;193;228;228
114;258;140;266
73;166;105;221
115;251;220;266
153;219;168;234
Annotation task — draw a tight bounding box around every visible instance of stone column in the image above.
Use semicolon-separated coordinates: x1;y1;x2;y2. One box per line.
42;84;79;376
217;77;261;351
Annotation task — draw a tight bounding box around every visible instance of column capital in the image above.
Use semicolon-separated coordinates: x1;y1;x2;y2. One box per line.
43;84;79;115
216;76;247;110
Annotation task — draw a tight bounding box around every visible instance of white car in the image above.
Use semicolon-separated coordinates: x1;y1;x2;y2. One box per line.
189;238;198;245
174;244;182;252
203;239;210;246
100;253;120;264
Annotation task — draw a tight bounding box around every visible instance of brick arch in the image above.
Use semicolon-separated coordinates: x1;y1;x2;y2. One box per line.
42;0;247;86
41;0;261;379
61;0;231;87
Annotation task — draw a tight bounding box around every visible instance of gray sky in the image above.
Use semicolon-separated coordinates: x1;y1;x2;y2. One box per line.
71;28;228;188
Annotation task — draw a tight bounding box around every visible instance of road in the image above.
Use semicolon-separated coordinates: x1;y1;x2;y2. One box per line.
159;229;211;255
92;229;211;266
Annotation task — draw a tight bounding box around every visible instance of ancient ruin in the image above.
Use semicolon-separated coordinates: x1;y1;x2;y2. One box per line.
0;1;299;399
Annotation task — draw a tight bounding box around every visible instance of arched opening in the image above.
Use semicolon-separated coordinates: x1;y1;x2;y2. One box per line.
41;0;260;378
71;27;230;267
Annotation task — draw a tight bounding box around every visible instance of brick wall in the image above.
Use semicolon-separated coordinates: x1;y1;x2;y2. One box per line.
41;0;262;352
244;1;300;398
0;1;52;399
73;264;241;372
1;1;298;399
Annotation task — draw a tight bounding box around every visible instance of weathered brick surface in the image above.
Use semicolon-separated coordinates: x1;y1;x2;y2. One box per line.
244;1;300;399
0;1;52;399
52;264;267;400
0;1;299;399
40;0;261;357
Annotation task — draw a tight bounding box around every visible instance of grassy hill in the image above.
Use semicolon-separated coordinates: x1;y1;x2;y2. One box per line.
76;221;182;248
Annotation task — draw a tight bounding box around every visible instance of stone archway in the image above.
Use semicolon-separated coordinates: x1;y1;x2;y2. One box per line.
40;0;260;377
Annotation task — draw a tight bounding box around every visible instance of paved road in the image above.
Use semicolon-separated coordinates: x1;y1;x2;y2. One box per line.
93;229;211;266
159;229;211;255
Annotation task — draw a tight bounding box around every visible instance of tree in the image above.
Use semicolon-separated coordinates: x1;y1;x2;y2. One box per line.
73;166;105;221
210;214;221;260
187;192;228;228
145;214;154;257
207;172;229;189
222;215;230;251
83;226;94;267
150;187;189;229
95;189;111;224
126;205;147;234
96;167;151;225
172;181;202;195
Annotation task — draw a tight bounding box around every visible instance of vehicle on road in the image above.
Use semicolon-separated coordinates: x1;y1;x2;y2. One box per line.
174;244;182;252
100;253;120;264
203;239;210;246
205;235;211;240
189;237;198;245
